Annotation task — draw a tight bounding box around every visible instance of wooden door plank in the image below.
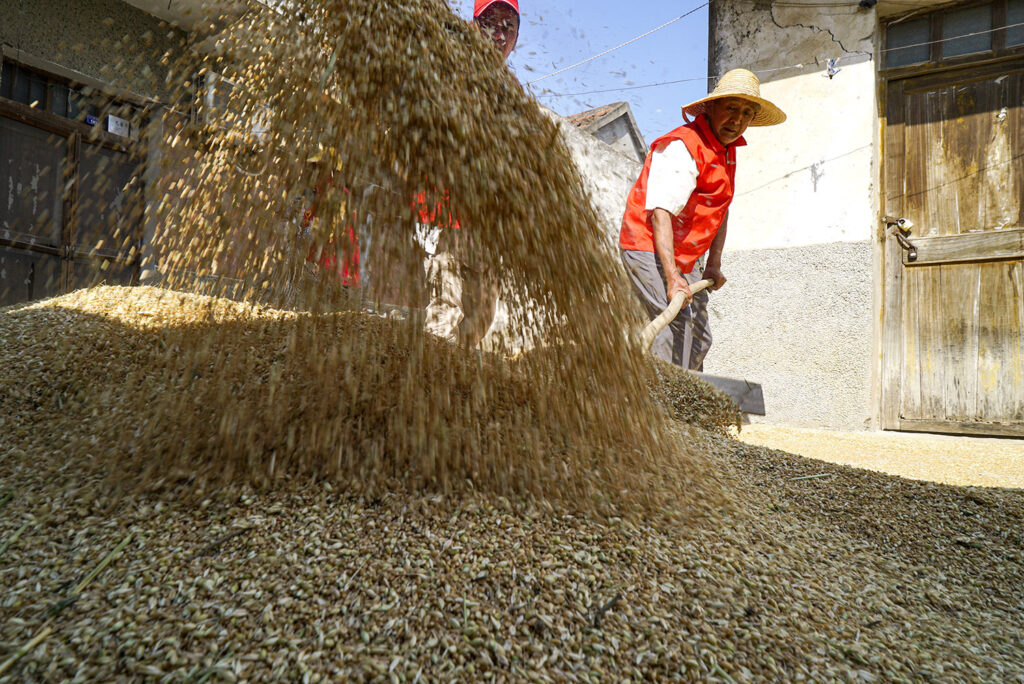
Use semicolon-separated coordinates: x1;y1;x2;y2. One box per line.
977;72;1021;232
977;260;1024;421
910;228;1024;264
922;265;947;422
941;263;981;421
1017;260;1024;421
951;84;986;236
900;265;923;419
898;418;1024;438
881;79;907;430
903;264;947;421
904;88;956;237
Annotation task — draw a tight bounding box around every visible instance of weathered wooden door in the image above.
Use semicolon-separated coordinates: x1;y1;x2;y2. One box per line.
882;61;1024;436
0;115;67;304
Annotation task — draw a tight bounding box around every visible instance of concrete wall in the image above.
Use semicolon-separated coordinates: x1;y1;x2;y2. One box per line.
704;1;883;429
0;0;184;101
704;242;874;428
541;106;641;246
2;1;192;290
593;115;644;164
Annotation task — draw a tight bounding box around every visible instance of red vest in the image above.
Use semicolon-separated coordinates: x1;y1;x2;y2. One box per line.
619;114;744;274
415;189;461;229
302;176;360;287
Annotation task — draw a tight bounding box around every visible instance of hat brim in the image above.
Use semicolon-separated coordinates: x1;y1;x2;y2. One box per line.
682;94;786;127
473;0;519;18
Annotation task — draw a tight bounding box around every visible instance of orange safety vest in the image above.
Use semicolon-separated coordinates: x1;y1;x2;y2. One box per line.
619;114;744;274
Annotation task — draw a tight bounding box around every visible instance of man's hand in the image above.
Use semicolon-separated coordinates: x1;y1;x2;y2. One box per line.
666;271;693;308
702;264;727;291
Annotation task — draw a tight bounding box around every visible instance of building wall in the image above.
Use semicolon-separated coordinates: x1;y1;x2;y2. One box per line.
1;1;192;290
705;1;882;429
705;242;874;428
0;0;183;101
541;106;641;244
482;107;641;349
592;115;644;163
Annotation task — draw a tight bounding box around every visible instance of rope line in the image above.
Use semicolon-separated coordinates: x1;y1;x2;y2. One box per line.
534;19;1024;99
536;62;810;99
525;3;709;85
884;20;1024;53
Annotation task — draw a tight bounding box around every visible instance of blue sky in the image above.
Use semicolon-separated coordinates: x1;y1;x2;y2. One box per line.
449;1;712;144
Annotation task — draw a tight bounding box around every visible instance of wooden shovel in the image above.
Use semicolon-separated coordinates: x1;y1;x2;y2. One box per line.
639;278;715;351
638;278;766;415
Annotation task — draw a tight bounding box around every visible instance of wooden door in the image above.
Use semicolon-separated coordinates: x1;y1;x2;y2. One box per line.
70;138;144;289
0;115;67;305
882;61;1024;436
1;82;143;305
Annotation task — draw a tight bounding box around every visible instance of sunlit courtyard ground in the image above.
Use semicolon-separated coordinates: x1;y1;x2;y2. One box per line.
738;424;1024;489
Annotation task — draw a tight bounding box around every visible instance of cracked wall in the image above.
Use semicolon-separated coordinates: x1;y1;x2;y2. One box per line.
711;0;878;250
701;1;883;430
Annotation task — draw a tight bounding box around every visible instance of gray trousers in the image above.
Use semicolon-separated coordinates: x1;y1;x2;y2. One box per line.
621;249;712;370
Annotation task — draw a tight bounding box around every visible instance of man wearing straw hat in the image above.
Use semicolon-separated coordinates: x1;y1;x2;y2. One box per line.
619;68;785;370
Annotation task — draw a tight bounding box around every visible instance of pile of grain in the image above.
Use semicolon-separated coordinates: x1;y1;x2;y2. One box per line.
646;359;742;435
71;0;710;515
5;0;1021;678
1;418;1021;680
0;286;721;519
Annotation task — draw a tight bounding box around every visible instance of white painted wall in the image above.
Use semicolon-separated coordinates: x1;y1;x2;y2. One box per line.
732;61;877;250
716;3;880;251
539;106;641;245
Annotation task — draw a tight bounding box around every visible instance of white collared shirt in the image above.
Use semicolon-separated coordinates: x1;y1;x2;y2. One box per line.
643;140;698;216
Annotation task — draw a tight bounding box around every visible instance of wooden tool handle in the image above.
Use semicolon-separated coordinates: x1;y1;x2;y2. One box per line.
638;278;715;352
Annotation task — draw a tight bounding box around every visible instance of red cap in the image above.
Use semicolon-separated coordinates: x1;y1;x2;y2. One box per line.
473;0;519;18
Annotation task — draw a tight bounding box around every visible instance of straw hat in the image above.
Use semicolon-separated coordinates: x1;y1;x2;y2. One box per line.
681;69;786;127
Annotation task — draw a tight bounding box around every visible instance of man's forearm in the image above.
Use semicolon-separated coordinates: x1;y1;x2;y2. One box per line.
705;214;728;268
651;208;679;279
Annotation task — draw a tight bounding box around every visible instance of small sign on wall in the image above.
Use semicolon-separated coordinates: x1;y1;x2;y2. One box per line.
107;115;130;138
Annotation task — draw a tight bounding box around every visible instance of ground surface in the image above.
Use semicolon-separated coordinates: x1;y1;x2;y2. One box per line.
2;290;1022;682
739;424;1024;489
1;429;1022;682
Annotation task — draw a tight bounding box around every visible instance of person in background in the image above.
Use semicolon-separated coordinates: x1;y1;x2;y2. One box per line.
300;147;360;297
420;0;520;347
473;0;520;59
619;69;785;370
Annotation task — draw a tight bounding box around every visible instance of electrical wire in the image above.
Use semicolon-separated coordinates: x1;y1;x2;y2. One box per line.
532;17;1024;99
526;3;710;85
535;63;811;99
883;19;1024;52
522;0;948;87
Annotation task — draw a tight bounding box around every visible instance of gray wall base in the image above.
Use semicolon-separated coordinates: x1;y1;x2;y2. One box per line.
702;241;874;430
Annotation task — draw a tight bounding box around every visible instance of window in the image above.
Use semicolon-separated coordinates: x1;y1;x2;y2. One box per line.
0;60;144;137
887;18;930;68
2;61;79;117
943;4;993;57
884;0;1024;70
1009;0;1024;46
